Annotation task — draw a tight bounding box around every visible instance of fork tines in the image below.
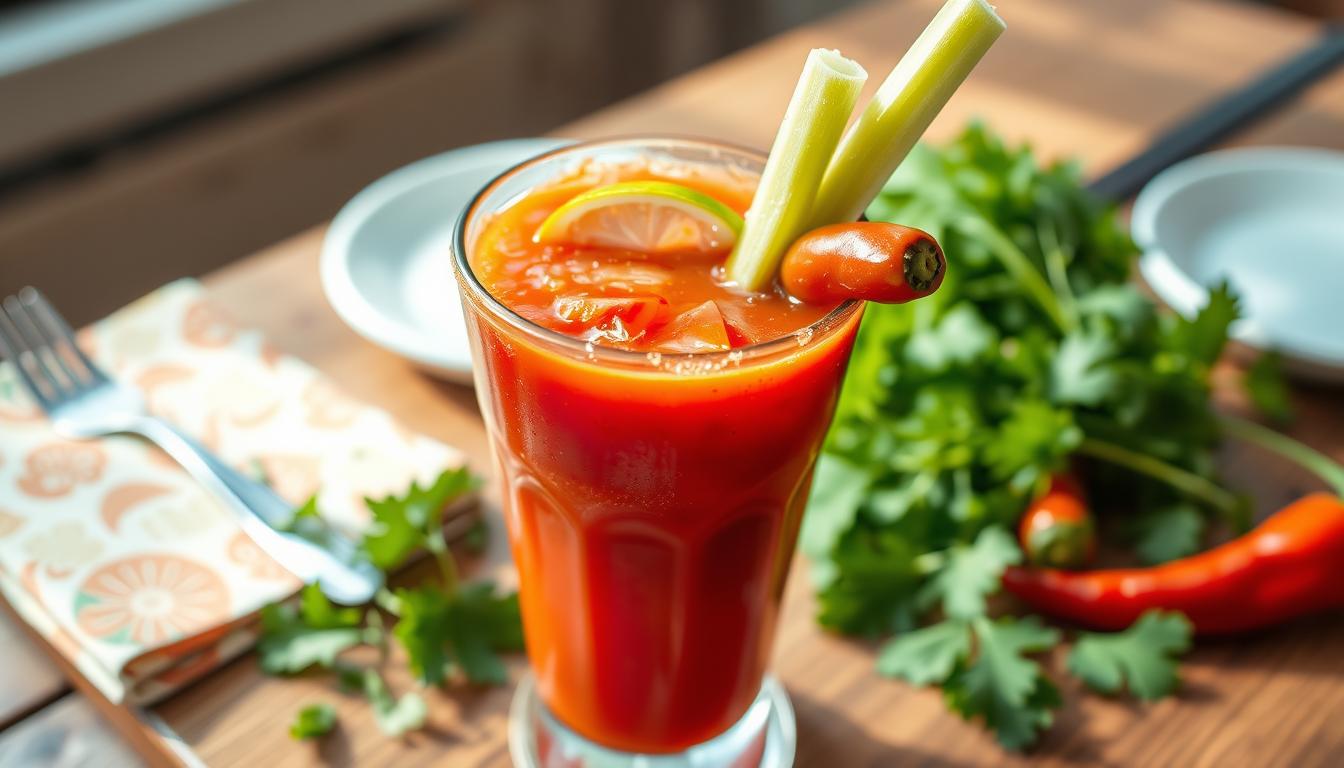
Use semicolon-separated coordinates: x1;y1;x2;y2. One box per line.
0;287;104;407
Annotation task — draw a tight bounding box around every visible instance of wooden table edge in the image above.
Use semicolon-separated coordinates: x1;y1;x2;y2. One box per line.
0;598;190;768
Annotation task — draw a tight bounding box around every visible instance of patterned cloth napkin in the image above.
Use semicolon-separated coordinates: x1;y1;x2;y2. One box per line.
0;280;467;704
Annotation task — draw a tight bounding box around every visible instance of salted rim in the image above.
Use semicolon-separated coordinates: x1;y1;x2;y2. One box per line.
451;136;861;369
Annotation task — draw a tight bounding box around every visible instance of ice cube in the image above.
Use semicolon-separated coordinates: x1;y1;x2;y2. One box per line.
649;300;731;353
586;262;674;293
716;301;764;347
552;294;670;342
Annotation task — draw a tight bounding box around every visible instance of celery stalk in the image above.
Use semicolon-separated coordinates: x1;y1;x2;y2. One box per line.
725;48;866;292
809;0;1005;229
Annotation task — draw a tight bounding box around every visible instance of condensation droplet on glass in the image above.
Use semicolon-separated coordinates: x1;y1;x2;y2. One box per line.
796;327;814;347
727;350;744;366
646;351;662;368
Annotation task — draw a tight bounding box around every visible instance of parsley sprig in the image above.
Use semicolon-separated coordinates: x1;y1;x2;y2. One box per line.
257;468;522;739
804;125;1230;748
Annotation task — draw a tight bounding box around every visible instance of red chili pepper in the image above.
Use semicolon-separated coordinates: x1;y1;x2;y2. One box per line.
1018;474;1096;570
1002;493;1344;635
780;222;945;304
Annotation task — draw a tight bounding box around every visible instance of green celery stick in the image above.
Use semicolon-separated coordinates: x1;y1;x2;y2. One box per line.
725;48;866;292
809;0;1005;229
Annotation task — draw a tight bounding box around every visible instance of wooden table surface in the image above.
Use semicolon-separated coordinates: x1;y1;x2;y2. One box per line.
3;0;1344;765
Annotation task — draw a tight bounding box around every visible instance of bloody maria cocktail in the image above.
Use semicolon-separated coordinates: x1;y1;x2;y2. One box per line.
456;139;861;753
455;4;1003;762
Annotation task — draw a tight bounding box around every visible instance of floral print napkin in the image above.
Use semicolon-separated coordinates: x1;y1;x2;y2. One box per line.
0;279;467;704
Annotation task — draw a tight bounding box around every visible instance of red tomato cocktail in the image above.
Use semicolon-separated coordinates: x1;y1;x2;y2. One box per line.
455;139;862;754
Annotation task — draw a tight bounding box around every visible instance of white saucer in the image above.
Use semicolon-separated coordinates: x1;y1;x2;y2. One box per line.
1133;147;1344;383
320;138;571;383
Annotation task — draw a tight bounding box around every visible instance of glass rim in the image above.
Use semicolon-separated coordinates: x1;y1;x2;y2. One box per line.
451;135;862;368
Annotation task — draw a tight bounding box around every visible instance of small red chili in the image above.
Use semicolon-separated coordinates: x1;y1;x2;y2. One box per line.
1018;474;1096;570
1003;493;1344;635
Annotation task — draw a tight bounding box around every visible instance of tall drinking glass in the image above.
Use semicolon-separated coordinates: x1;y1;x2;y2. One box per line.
453;138;863;767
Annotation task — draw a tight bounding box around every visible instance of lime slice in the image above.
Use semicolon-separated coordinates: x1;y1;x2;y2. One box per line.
534;181;743;255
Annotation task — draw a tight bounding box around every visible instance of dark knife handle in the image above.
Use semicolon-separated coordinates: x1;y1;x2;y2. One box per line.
1089;25;1344;202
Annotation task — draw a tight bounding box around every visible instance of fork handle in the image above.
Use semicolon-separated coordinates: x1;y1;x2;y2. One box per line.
131;416;381;605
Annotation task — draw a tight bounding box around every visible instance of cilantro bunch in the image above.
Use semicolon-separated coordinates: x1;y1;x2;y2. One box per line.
258;468;522;739
802;125;1234;748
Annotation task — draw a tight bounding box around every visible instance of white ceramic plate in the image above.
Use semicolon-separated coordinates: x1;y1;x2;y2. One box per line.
1133;147;1344;383
321;138;571;383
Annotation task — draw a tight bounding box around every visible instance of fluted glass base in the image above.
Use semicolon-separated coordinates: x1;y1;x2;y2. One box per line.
507;673;796;768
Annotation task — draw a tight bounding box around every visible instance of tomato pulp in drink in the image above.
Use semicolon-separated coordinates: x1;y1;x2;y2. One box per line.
461;156;861;753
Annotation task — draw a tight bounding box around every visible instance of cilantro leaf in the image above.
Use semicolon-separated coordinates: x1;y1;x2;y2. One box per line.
300;583;363;629
944;616;1061;751
949;674;1061;752
279;496;353;551
463;518;490;554
288;496;323;525
1068;610;1192;700
455;582;526;650
1051;328;1119;406
361;669;427;736
800;455;870;561
1130;504;1204;564
257;587;367;674
1167;281;1239;366
289;704;337;740
257;615;362;675
1075;284;1153;335
1244;351;1294;424
922;527;1021;619
981;401;1081;490
905;304;997;371
257;470;520;744
362;468;478;571
448;582;524;684
810;125;1231;750
391;587;453;685
815;524;921;635
362;505;425;572
393;581;521;686
877;619;970;685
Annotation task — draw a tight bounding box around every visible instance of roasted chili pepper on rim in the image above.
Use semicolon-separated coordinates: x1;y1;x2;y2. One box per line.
780;222;945;304
1018;474;1096;570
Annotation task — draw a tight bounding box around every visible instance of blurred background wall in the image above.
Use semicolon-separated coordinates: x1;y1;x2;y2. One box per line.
0;0;866;323
0;0;1338;324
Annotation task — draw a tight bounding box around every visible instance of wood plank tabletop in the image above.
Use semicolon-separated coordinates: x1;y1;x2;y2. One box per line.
0;610;65;731
4;0;1344;766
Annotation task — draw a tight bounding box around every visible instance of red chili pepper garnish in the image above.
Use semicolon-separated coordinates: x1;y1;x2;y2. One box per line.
1003;493;1344;635
780;222;945;304
1018;474;1095;570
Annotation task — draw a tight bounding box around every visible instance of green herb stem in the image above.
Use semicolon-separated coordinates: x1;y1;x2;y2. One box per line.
957;216;1067;331
913;550;947;575
1077;437;1241;517
375;588;401;616
1219;414;1344;497
1037;220;1079;330
426;533;459;595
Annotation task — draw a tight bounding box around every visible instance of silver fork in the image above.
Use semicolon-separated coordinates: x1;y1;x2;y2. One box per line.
0;287;382;605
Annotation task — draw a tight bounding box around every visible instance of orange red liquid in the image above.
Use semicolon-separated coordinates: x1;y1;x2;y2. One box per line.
461;157;861;752
470;160;839;353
